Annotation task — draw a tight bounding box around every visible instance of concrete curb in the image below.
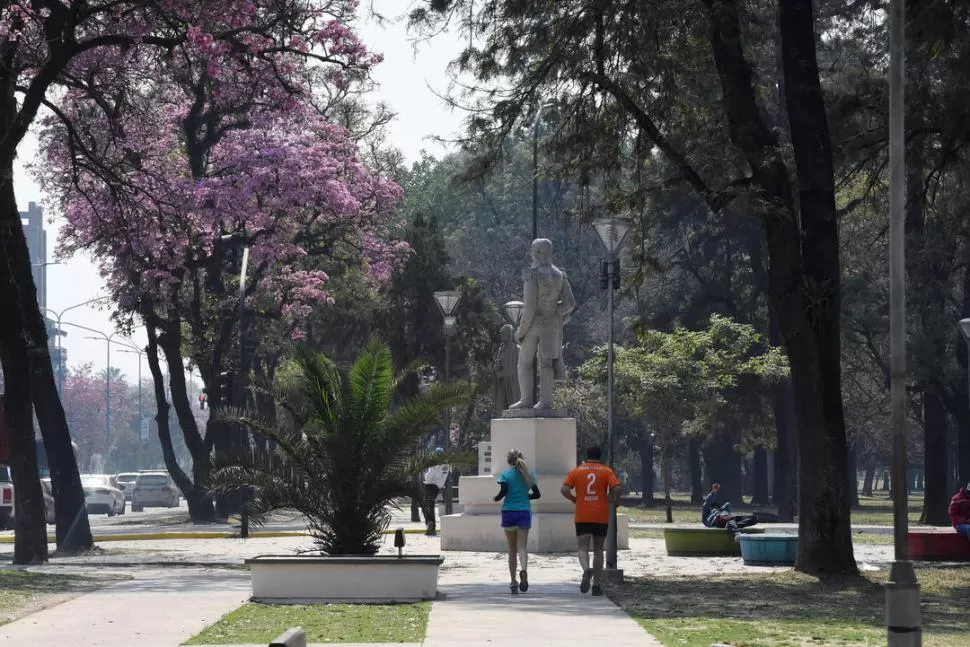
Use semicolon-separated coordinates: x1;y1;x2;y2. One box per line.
0;528;428;544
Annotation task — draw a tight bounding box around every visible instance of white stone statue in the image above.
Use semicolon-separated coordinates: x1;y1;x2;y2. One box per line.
510;238;575;410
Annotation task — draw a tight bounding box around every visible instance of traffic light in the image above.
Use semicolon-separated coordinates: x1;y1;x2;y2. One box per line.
599;259;610;290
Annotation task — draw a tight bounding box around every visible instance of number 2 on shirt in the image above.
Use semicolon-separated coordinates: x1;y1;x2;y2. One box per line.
586;472;597;496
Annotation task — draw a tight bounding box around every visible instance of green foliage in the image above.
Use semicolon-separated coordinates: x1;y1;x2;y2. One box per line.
210;341;470;555
580;315;788;455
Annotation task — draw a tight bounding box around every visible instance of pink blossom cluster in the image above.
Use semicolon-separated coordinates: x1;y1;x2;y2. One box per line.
33;0;406;339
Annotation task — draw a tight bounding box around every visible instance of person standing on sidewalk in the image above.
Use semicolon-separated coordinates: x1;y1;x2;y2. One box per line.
494;449;541;594
422;449;451;536
561;446;622;596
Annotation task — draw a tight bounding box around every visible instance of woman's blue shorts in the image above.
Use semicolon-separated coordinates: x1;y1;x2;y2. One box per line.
501;509;532;529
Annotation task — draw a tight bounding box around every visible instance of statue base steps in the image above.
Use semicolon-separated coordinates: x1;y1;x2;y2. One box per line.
440;512;630;553
457;474;575;514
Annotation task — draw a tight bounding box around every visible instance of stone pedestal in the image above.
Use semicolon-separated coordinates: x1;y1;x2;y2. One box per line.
440;416;629;552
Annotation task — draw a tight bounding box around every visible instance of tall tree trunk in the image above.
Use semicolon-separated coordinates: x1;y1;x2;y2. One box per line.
146;325;213;520
862;464;875;497
0;153;91;552
0;170;47;564
920;389;951;525
752;447;770;505
639;433;656;506
0;343;47;564
904;133;952;525
776;0;855;574
688;437;703;504
29;338;93;552
704;0;855;573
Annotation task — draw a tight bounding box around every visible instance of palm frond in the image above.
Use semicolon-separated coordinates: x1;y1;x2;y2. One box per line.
208;340;470;555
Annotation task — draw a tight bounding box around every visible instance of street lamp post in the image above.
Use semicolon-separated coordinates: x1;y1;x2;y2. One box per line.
434;290;462;516
220;232;252;537
43;296;110;395
84;331;124;443
887;0;920;642
592;216;631;581
117;346;145;445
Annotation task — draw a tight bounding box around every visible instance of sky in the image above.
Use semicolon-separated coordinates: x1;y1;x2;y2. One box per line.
15;0;467;386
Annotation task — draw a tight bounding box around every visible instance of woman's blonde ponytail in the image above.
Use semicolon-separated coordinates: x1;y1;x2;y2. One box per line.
507;449;534;488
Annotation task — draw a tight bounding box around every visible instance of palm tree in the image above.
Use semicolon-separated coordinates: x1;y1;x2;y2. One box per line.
210;340;469;555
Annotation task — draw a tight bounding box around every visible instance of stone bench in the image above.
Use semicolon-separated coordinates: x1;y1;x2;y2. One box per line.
663;527;764;556
738;533;797;565
908;529;970;562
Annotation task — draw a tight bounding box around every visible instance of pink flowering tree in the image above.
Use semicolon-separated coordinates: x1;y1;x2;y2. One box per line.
60;365;140;473
36;2;405;519
0;0;383;562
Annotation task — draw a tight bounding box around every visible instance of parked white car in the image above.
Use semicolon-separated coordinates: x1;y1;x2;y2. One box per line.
131;472;180;511
81;474;126;516
116;472;140;501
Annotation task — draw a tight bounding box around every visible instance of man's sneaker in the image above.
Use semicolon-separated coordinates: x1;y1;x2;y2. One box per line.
510;582;519;594
579;569;592;593
426;530;437;536
591;585;604;596
519;570;529;592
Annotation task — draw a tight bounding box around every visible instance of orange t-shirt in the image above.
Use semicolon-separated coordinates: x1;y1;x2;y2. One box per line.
563;461;621;524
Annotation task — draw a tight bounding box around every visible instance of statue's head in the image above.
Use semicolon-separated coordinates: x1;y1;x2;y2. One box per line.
500;323;513;340
531;238;554;264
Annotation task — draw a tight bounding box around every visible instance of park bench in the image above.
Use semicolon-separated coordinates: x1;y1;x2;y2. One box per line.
663;527;764;556
738;533;798;565
908;528;970;562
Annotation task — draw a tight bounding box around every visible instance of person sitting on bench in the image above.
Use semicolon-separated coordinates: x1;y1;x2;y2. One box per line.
950;483;970;541
701;483;758;532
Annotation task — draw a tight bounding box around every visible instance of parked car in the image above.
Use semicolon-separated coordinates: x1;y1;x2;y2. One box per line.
0;468;56;527
0;465;13;530
40;478;55;525
116;472;140;501
131;472;180;511
81;474;126;516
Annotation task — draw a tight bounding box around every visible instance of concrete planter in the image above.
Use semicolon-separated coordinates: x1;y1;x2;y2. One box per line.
663;527;764;556
739;534;798;565
245;554;444;603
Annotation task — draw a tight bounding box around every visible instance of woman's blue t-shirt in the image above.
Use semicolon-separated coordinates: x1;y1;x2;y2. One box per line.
497;467;535;511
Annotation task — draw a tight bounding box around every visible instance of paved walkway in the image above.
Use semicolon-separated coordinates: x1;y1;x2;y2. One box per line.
423;580;661;647
0;567;251;647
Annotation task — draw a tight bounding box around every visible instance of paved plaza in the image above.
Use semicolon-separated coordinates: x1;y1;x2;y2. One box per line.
0;531;896;646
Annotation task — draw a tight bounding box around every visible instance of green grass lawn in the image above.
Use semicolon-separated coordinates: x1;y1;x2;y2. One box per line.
185;601;432;645
0;569;123;626
611;567;966;647
622;493;927;527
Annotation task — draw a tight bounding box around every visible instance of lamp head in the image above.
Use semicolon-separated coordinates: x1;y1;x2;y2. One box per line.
592;217;632;256
434;290;461;316
504;300;525;326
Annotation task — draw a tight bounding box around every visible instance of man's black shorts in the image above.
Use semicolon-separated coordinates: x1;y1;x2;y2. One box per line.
575;522;608;537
